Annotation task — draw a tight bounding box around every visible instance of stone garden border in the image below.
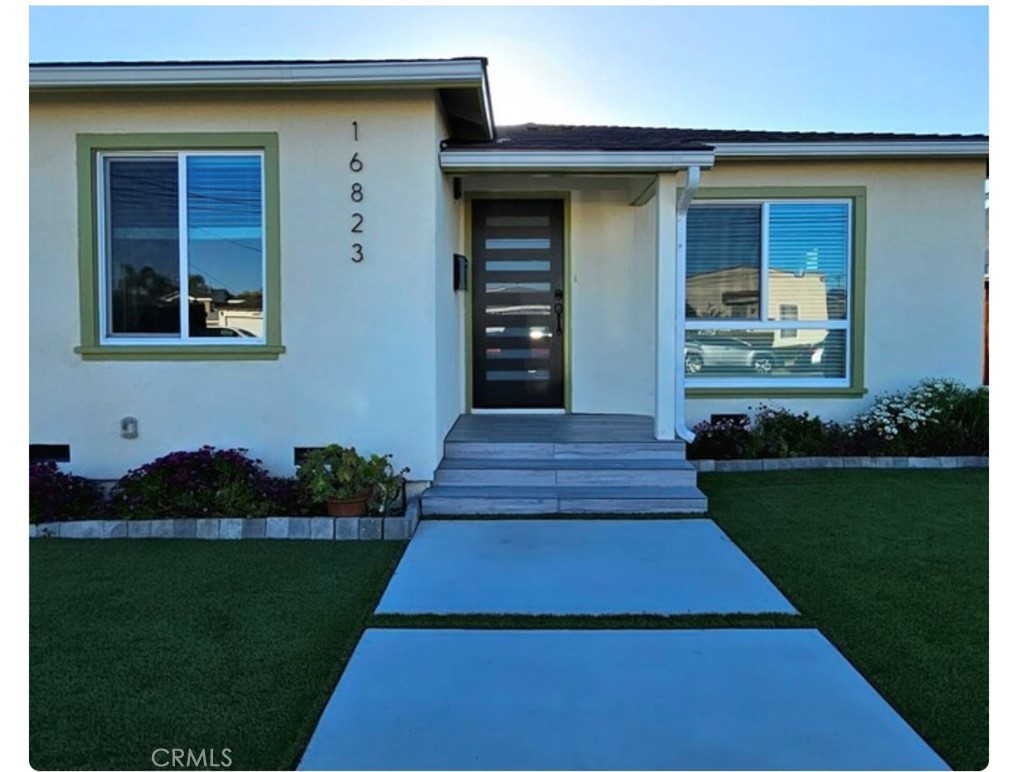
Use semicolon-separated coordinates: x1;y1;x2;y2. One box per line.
31;499;421;541
691;455;988;473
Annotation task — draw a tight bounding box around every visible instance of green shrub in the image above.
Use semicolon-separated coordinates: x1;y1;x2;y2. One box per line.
108;446;285;519
688;415;759;460
29;461;107;524
752;405;834;458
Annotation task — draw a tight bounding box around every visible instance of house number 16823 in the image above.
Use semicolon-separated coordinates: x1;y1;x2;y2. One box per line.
350;121;365;262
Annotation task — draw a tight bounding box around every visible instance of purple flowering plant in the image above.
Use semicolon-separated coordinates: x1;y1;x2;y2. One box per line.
29;461;107;524
108;446;286;519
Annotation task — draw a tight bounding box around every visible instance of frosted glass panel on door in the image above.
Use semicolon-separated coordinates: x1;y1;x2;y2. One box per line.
486;282;552;294
486;215;550;227
485;326;553;339
487;261;551;272
487;370;551;381
486;304;552;316
485;238;551;250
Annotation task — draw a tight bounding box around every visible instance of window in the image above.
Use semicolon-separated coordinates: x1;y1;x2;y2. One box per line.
76;134;282;360
685;197;856;389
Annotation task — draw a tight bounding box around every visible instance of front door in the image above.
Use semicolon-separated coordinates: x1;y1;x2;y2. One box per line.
471;199;565;409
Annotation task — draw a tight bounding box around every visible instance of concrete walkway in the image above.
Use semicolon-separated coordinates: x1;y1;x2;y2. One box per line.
376;519;797;615
299;518;947;770
300;629;947;771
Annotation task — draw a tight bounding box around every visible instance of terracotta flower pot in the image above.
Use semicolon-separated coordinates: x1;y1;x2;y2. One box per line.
326;491;371;517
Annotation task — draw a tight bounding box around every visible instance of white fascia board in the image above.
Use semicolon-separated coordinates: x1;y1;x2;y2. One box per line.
440;150;716;173
29;60;488;89
713;141;989;159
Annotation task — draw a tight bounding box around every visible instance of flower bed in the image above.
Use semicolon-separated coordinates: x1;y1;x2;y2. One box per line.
30;445;411;529
689;379;988;461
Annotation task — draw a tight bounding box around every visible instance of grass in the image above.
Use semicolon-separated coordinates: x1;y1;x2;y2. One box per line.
29;469;988;770
701;468;988;771
29;539;404;771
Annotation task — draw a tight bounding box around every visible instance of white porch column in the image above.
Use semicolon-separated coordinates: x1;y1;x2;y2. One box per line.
653;174;678;439
675;167;701;442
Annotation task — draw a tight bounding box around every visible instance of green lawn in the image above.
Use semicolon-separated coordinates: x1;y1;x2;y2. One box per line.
30;469;989;770
701;469;988;771
29;539;404;771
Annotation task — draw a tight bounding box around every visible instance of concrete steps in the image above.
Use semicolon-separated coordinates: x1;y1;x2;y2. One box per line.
434;457;699;487
422;485;708;515
444;440;686;460
423;434;707;516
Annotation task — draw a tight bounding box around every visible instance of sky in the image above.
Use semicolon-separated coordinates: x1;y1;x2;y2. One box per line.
28;5;989;136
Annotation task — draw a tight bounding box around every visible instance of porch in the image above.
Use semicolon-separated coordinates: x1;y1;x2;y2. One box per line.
421;413;707;516
444;149;711;443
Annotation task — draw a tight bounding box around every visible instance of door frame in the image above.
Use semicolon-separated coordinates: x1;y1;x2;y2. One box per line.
465;191;572;412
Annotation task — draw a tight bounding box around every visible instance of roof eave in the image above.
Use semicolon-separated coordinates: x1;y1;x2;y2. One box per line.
712;140;989;159
29;59;488;89
440;149;716;173
30;58;496;143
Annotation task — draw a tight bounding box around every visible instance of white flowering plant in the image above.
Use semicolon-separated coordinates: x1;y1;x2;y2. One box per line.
852;378;987;455
688;378;987;460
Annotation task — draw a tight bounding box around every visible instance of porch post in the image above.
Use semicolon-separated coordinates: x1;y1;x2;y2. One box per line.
653;173;678;439
675;167;701;442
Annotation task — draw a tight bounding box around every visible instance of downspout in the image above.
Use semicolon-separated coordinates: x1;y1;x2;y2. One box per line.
674;167;700;442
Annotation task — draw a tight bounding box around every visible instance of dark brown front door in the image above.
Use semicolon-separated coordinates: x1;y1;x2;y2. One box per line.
471;199;565;409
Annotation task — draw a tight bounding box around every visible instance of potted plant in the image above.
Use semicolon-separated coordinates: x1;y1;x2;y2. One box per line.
369;455;411;516
296;445;407;517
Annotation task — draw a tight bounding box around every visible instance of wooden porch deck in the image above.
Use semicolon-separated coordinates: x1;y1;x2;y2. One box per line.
446;413;664;444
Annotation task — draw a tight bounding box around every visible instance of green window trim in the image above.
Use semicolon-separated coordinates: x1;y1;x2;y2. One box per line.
687;386;868;399
75;132;283;361
73;345;287;362
686;185;867;398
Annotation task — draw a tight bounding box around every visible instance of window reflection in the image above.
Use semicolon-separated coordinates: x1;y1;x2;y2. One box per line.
685;329;846;380
767;203;849;321
187;156;264;338
107;158;181;335
686;205;761;319
103;153;265;341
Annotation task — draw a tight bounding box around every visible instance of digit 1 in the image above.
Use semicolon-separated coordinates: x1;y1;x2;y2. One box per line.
352;121;358;142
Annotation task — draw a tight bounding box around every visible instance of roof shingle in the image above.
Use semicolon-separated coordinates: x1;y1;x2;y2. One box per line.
441;123;988;152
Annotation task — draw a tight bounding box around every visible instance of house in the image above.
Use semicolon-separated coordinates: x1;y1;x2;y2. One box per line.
29;58;988;508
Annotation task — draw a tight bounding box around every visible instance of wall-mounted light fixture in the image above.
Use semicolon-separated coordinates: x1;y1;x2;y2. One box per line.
120;417;138;439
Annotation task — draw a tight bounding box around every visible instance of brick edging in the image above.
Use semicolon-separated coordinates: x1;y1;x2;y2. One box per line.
31;500;421;541
691;455;989;473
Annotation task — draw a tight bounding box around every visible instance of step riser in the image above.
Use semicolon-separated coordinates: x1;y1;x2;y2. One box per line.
423;498;708;516
558;469;698;486
445;442;686;461
434;468;698;487
435;469;556;486
559;498;709;514
424;498;560;516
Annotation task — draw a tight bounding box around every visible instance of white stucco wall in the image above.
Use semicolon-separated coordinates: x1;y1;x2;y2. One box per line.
30;89;448;479
433;107;467;459
684;159;987;427
31;93;986;476
569;189;656;416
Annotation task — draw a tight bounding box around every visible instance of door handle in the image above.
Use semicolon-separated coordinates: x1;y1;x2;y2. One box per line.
553;289;564;334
